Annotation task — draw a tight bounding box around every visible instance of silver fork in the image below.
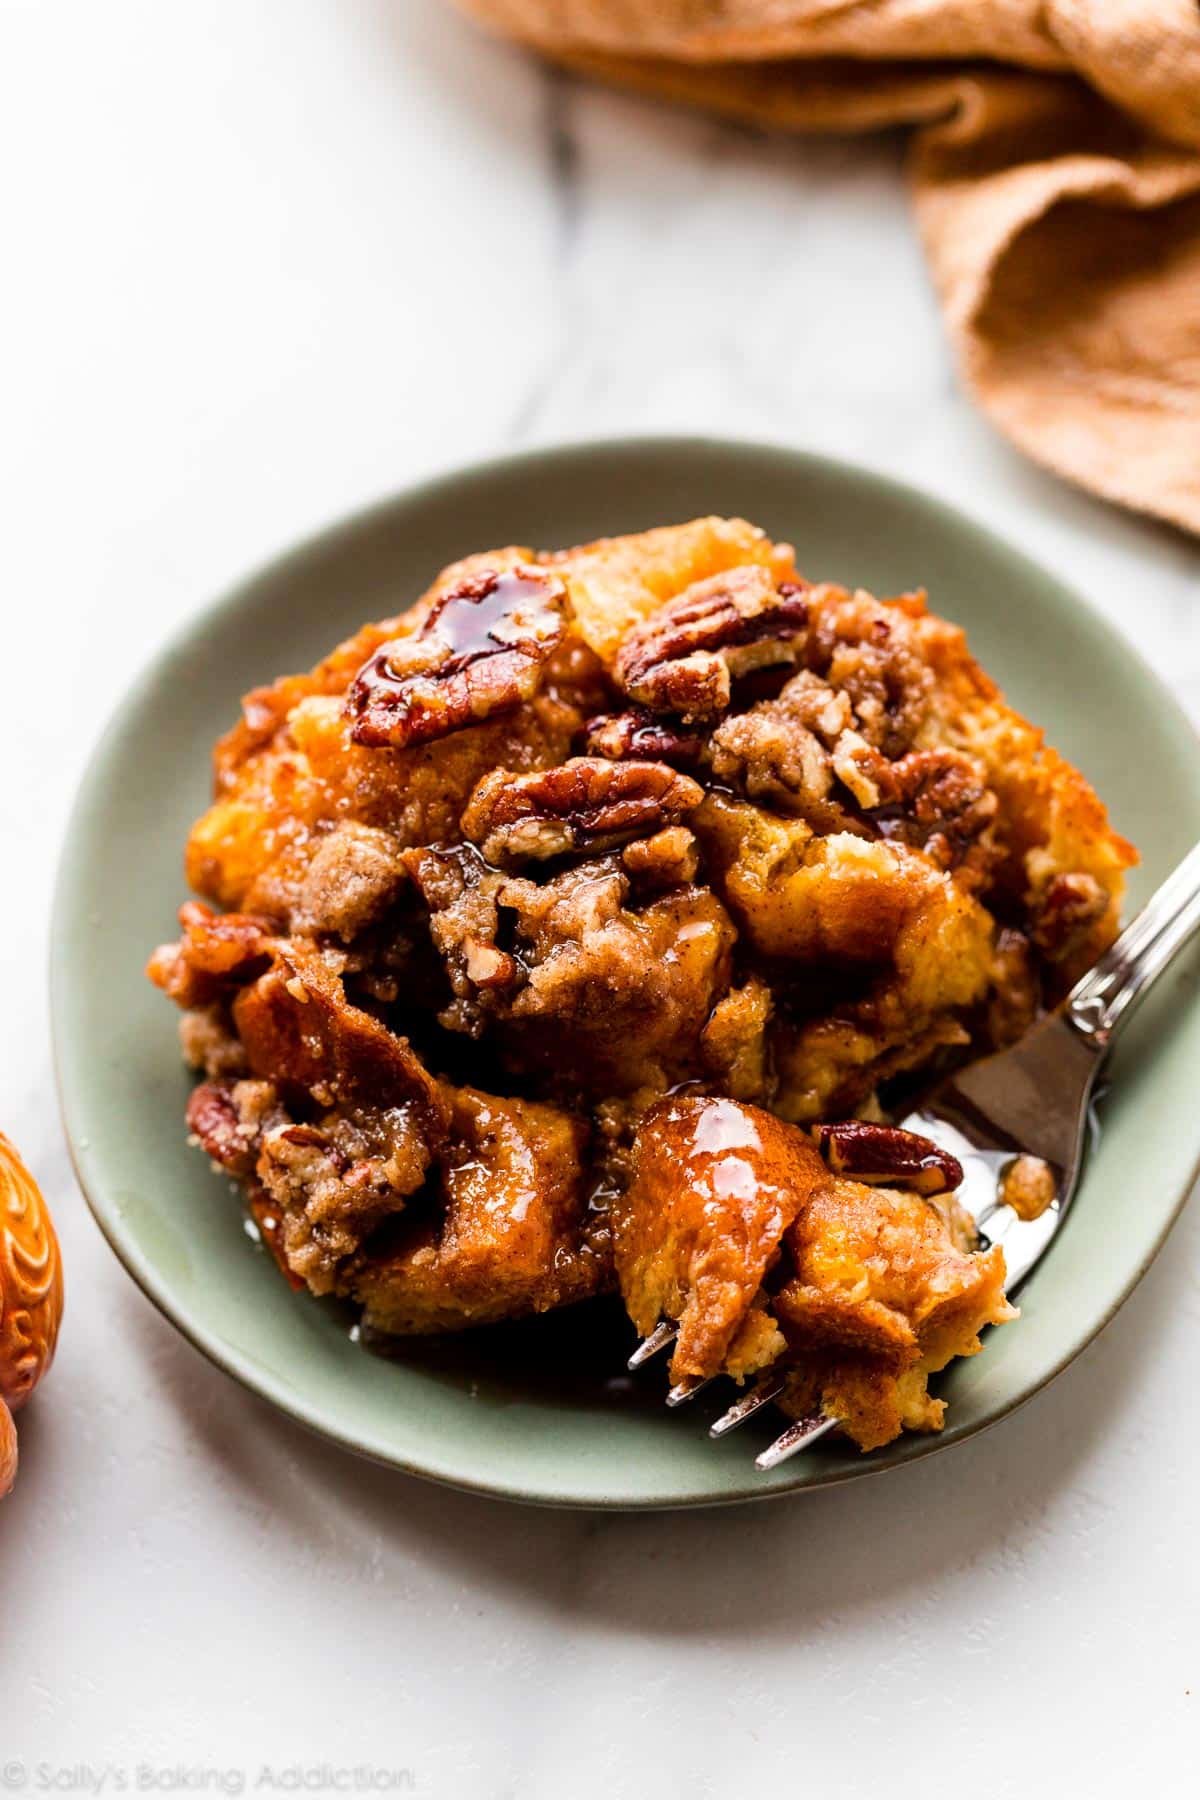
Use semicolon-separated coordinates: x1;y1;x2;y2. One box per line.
630;840;1200;1470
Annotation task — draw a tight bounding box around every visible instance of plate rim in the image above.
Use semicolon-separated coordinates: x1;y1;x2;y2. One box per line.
50;432;1200;1510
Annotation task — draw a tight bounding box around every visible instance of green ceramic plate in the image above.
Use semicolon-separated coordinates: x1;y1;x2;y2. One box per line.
52;437;1200;1508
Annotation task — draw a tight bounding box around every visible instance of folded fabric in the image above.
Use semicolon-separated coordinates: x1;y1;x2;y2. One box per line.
455;1;1200;536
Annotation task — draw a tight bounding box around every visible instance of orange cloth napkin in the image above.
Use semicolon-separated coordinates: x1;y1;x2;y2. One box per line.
455;1;1200;535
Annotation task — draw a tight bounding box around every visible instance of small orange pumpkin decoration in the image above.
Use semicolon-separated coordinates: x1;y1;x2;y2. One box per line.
0;1132;64;1495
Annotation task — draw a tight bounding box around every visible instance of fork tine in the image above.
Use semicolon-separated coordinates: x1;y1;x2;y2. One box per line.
627;1320;677;1370
709;1374;785;1438
755;1413;839;1470
666;1376;713;1406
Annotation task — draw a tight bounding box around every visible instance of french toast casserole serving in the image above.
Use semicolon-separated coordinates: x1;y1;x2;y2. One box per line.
148;516;1134;1451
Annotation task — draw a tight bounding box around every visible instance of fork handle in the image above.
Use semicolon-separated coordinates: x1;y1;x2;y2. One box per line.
1065;841;1200;1049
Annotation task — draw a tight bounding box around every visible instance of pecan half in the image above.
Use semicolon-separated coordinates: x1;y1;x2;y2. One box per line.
584;708;705;768
462;757;704;866
346;566;569;749
615;569;809;722
814;1121;963;1196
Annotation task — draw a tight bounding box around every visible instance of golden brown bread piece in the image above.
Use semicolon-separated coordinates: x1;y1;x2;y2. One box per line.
615;1096;812;1383
772;1181;1013;1450
352;1087;603;1335
616;1095;1013;1450
233;940;448;1132
694;799;997;1119
178;975;606;1325
148;515;1133;1445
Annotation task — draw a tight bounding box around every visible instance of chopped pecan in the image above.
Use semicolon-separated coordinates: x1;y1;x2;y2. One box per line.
615;568;809;722
1030;872;1108;961
147;903;274;1007
707;669;888;828
461;757;704;867
583;709;705;768
402;845;523;1034
774;668;855;745
346;566;569;749
709;704;831;814
257;1110;430;1297
186;1077;284;1176
271;1121;351;1173
866;749;998;873
830;730;890;810
462;935;519;991
175;902;274;975
814;1121;963;1196
806;587;934;756
186;1081;255;1175
621;826;700;890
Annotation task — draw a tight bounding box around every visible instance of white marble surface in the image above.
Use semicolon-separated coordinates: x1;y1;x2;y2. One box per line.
4;2;1200;1793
